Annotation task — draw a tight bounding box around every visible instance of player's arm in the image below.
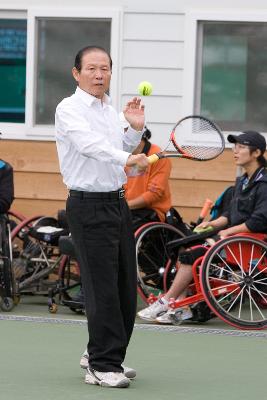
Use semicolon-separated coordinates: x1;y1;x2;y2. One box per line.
0;164;14;213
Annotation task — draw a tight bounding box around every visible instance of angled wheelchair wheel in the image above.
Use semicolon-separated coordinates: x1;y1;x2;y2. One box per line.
135;222;185;302
200;235;267;330
0;216;15;311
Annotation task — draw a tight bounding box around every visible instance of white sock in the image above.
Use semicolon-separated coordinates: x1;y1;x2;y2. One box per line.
159;296;168;304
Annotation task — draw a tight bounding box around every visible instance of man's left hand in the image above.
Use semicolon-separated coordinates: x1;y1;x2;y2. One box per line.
123;97;145;131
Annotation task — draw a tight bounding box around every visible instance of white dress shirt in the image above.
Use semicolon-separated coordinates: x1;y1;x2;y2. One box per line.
55;87;142;192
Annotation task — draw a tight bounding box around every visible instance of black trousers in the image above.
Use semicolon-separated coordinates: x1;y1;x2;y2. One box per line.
66;193;137;372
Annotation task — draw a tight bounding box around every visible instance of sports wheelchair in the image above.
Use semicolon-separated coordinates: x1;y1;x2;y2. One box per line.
136;224;267;330
9;211;70;311
0;213;16;311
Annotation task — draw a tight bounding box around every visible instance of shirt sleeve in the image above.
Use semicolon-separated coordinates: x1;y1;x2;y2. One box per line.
0;164;14;213
141;158;171;205
122;126;143;153
244;187;267;232
55;103;130;166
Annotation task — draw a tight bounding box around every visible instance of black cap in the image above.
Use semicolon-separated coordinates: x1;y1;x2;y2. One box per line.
228;131;266;154
142;126;152;141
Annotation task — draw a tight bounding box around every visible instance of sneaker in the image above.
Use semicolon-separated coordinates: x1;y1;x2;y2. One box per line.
80;350;136;379
169;306;193;325
137;298;168;321
155;309;174;324
85;368;130;388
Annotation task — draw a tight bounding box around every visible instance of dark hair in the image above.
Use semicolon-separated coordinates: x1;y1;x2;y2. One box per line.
142;126;152;141
74;46;112;72
249;145;267;167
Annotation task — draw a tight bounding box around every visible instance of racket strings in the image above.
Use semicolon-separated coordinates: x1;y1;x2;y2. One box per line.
173;117;224;160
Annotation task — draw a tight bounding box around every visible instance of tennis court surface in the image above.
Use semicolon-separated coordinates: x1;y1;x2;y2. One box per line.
1;301;267;400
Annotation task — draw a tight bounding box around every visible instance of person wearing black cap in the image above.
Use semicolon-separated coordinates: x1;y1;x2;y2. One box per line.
138;130;267;324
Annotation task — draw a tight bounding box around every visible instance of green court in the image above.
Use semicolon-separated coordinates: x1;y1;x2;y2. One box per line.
1;296;267;400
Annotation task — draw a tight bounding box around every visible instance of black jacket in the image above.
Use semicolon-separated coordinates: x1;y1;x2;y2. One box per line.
0;160;14;214
223;167;267;232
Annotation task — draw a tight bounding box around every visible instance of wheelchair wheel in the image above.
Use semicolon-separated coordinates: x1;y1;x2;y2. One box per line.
200;235;267;330
0;216;15;311
135;222;185;302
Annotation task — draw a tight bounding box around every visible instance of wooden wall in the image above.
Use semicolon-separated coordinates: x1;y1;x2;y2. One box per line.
1;140;236;223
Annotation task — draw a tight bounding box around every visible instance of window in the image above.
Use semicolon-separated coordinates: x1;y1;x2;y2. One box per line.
36;18;111;124
0;8;119;139
195;22;267;132
0;18;27;123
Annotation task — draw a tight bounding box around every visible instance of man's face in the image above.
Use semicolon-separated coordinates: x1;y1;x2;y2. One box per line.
72;50;112;99
233;143;260;167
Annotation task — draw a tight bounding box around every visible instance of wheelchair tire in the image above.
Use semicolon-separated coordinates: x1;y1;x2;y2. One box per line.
0;217;15;306
200;235;267;330
135;222;185;302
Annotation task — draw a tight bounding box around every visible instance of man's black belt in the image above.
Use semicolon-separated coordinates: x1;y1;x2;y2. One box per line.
69;189;125;200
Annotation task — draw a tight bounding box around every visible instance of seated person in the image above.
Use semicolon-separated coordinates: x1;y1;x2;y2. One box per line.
138;130;267;323
124;126;172;229
0;157;14;214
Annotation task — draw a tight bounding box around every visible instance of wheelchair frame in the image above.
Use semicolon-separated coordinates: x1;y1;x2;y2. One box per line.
10;215;66;308
135;220;267;330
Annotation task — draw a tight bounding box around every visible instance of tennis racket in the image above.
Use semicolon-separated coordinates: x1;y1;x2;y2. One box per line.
148;115;225;164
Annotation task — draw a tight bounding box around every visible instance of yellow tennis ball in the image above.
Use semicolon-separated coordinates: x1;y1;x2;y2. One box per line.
138;81;153;96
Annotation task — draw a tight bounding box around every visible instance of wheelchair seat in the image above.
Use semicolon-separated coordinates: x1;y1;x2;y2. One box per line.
29;217;68;245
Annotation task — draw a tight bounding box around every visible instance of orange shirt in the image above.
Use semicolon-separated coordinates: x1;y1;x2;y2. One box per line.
124;143;172;222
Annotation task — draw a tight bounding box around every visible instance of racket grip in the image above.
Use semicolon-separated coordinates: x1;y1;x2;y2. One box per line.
147;153;163;164
196;198;213;225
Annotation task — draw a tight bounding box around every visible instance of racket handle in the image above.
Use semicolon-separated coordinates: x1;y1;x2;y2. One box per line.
195;198;213;225
147;153;163;164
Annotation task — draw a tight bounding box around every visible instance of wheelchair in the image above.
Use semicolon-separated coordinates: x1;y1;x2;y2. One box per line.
134;207;192;302
0;213;15;311
10;212;69;310
47;234;83;314
139;227;267;330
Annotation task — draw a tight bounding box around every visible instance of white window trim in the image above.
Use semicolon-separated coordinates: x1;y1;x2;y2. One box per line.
0;6;122;141
183;9;267;142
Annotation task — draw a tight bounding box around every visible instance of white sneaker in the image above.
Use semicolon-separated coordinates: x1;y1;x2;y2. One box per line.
155;309;174;324
137;298;168;321
80;350;136;379
169;307;193;325
85;368;130;388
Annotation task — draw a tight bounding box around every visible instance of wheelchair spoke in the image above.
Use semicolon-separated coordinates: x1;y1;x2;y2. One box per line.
225;285;245;313
251;264;267;279
246;287;266;320
238;287;245;319
212;254;242;281
225;244;244;277
217;285;242;308
250;284;267;300
249;251;267;276
253;279;267;286
248;243;255;275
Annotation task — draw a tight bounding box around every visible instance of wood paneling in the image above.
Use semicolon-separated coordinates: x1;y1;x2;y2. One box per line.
12;199;66;218
170;150;236;181
3;140;237;222
0;140;59;173
14;172;67;200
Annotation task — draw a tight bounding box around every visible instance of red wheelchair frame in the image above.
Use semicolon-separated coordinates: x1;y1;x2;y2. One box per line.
135;221;267;330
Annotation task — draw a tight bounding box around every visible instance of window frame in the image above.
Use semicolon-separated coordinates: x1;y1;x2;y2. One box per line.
183;9;267;142
0;6;121;140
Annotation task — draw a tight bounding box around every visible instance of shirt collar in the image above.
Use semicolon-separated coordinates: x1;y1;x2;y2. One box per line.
75;86;111;107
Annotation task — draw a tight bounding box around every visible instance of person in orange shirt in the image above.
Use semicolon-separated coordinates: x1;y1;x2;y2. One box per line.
124;127;172;229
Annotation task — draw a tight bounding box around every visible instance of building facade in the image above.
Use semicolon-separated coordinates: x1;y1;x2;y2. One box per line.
1;0;266;220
